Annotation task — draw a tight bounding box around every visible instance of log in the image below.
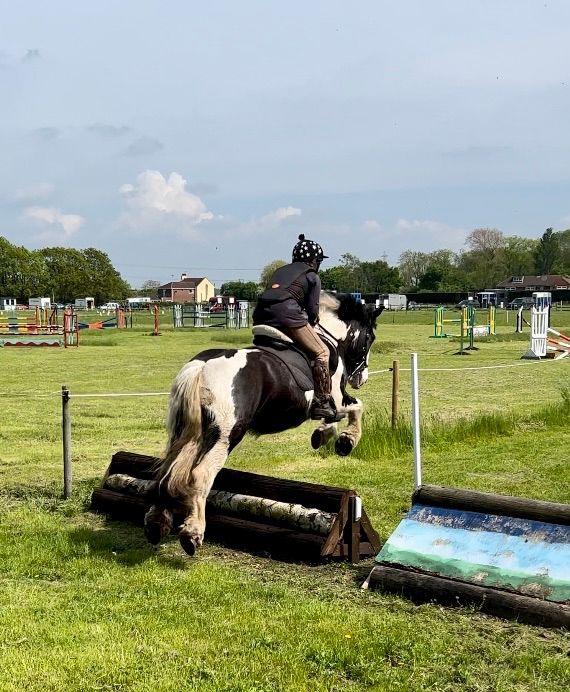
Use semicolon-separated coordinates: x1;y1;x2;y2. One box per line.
414;485;570;526
103;473;336;536
364;565;570;629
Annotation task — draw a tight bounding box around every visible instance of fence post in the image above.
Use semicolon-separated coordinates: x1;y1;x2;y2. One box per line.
62;385;72;499
391;360;400;428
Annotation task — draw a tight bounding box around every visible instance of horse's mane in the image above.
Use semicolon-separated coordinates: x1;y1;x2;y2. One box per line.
320;291;377;329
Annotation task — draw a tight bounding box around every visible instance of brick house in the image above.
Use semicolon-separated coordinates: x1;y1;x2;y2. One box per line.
157;274;215;303
496;275;570;292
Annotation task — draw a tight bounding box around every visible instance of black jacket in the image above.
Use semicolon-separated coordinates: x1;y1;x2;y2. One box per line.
253;262;321;329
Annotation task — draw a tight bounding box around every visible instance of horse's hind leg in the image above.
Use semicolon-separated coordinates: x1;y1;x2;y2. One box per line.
178;437;230;556
335;399;363;456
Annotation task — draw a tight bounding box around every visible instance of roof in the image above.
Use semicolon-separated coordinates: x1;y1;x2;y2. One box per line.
496;275;570;289
158;277;209;290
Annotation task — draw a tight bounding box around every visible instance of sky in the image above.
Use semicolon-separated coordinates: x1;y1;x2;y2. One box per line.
1;1;570;288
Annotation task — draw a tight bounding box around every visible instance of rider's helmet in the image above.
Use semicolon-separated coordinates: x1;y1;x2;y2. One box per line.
291;234;328;265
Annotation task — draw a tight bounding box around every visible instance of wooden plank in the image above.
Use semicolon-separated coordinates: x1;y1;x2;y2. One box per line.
365;565;570;629
359;509;381;553
414;485;570;526
321;492;349;557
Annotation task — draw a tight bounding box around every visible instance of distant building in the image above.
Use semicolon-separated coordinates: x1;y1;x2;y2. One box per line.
496;275;570;292
0;298;17;311
157;274;215;303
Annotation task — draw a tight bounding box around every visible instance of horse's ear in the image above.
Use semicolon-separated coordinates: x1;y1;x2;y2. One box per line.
370;305;384;320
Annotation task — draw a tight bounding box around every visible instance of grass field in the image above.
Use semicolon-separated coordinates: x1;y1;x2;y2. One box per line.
0;308;569;691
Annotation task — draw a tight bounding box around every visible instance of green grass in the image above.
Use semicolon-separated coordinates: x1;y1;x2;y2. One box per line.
0;311;569;691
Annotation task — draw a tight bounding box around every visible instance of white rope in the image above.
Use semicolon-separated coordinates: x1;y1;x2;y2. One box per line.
369;359;564;374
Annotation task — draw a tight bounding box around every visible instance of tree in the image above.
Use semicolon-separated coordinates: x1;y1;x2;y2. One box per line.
558;229;570;274
140;280;162;299
398;250;432;290
534;228;560;275
260;260;287;288
498;236;537;277
82;248;131;303
319;266;352;292
465;228;505;259
418;250;464;291
219;281;259;301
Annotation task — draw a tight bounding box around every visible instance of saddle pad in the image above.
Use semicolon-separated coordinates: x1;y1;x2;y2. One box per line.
252;336;314;392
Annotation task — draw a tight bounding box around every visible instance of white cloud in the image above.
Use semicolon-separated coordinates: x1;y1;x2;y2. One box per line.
23;206;84;239
15;182;55;201
224;206;302;239
363;219;382;232
395;218;467;251
260;206;301;226
118;170;213;236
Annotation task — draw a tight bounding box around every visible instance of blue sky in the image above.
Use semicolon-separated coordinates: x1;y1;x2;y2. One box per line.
2;1;570;287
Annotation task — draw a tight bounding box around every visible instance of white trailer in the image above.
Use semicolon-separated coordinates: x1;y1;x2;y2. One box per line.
74;297;95;310
381;294;407;310
28;297;51;310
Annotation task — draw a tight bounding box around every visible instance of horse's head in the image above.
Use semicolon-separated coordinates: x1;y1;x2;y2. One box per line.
319;293;383;389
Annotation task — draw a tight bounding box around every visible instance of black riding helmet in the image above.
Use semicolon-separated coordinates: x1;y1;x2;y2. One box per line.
291;234;328;264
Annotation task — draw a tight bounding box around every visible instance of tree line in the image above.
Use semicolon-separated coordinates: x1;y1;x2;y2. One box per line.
219;227;570;299
3;226;568;305
0;237;130;304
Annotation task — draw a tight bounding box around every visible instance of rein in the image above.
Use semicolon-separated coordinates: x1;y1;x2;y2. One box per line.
317;322;367;381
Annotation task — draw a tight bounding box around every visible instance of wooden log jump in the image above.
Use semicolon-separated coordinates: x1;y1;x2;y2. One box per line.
91;451;380;563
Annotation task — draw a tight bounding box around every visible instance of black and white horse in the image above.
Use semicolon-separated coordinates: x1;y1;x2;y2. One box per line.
144;292;382;555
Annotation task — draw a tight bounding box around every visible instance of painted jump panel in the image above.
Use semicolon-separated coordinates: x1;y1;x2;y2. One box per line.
366;484;570;628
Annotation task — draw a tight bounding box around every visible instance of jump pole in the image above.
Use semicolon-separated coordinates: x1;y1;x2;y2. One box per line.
391;360;400;429
410;353;422;488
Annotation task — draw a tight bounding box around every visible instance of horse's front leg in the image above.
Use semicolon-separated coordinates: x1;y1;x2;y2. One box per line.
311;422;338;450
178;437;230;556
335;397;363;456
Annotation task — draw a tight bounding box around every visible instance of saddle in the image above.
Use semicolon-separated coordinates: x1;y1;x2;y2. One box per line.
251;326;314;391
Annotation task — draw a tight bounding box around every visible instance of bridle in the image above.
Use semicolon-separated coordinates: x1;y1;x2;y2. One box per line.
316;322;370;381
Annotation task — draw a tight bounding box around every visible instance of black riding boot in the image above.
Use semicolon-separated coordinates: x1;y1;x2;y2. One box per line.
310;363;345;423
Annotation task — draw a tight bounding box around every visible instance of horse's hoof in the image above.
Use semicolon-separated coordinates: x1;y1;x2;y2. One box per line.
335;434;353;457
144;521;167;545
143;508;173;545
311;429;323;450
179;532;200;556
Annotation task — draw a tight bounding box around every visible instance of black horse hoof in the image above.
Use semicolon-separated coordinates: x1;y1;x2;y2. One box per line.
144;521;167;545
311;429;323;450
179;532;198;556
335;434;353;457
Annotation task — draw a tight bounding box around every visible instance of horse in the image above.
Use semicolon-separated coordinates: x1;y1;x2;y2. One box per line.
144;292;383;556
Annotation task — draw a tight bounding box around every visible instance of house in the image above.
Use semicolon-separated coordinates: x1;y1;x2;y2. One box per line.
157;274;215;303
496;275;570;292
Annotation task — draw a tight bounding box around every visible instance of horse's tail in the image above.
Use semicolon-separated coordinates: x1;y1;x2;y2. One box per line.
158;361;206;500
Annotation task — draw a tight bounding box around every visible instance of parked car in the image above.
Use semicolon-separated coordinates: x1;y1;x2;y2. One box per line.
407;301;419;310
507;297;534;310
455;299;480;309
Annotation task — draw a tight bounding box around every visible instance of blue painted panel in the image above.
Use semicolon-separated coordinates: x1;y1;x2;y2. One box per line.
376;506;570;602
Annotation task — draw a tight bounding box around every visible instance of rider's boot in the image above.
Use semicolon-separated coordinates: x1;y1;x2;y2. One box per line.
310;363;345;423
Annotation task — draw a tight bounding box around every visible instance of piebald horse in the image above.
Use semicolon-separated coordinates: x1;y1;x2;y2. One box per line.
144;292;382;555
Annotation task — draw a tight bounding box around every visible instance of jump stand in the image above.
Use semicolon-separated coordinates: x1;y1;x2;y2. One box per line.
91;451;380;564
363;354;570;629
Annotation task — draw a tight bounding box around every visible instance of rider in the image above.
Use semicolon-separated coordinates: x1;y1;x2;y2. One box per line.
253;234;344;423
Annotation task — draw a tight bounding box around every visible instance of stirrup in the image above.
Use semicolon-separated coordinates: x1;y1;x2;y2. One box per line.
311;404;346;424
